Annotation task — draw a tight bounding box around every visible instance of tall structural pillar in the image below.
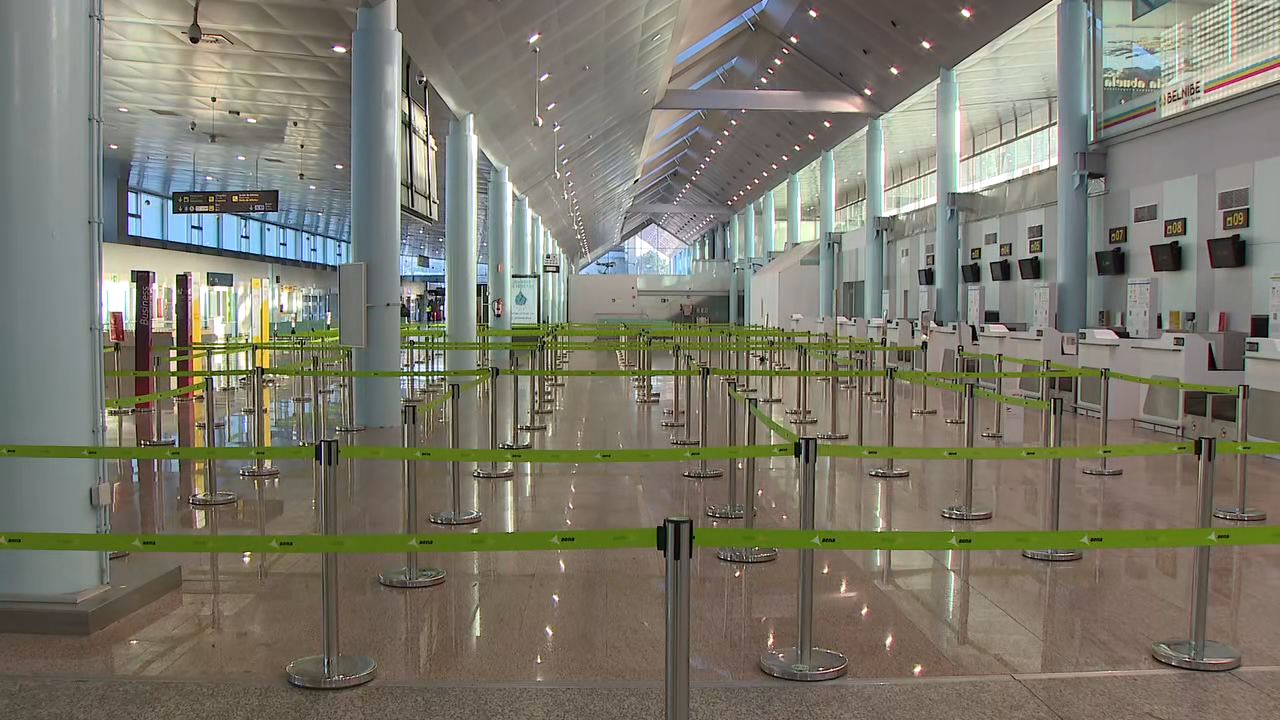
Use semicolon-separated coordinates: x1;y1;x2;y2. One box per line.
350;0;402;428
540;229;551;323
935;68;961;324
743;207;756;325
1057;0;1089;332
786;173;801;248
728;213;740;325
0;0;103;596
512;195;530;275
529;213;542;315
818;149;836;319
445;113;478;372
865;117;885;318
763;190;777;253
487;164;512;367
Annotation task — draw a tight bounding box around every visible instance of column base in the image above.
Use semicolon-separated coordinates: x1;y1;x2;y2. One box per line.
1213;506;1266;521
429;510;482;525
1150;640;1241;672
0;558;181;635
377;567;446;588
941;504;992;520
717;547;777;563
286;654;377;689
1022;548;1083;562
759;647;848;682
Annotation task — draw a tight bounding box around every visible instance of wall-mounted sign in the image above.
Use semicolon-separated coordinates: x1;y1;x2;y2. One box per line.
1029;238;1044;254
1027;224;1044;240
1108;226;1129;244
970;247;982;261
925;253;935;267
206;271;234;287
542;254;561;274
1223;208;1250;231
173;190;279;214
510;275;540;324
1164;218;1188;237
999;242;1013;257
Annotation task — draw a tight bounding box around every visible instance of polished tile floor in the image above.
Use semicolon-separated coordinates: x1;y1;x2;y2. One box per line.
3;349;1279;692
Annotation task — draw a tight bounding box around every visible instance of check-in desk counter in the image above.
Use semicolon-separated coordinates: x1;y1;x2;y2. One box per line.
848;317;870;342
1002;328;1072;401
1075;329;1142;420
974;325;1010;391
1130;332;1244;436
888;320;916;369
925;323;961;374
1243;339;1280;455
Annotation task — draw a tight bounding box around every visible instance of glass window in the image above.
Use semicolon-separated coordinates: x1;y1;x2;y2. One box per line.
167;204;189;244
126;191;142;236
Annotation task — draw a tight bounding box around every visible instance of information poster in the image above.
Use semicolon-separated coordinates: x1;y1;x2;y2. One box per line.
176;273;193;398
132;270;155;409
511;275;540;325
1126;278;1154;338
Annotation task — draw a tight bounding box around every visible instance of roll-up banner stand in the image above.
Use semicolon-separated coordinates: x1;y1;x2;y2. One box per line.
176;273;193;398
132;270;155;409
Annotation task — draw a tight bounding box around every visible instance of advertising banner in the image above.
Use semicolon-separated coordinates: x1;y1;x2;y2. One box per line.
176;273;192;398
132;270;155;409
510;275;540;325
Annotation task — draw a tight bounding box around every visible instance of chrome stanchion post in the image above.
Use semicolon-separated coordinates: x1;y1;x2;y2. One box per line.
287;439;377;688
982;354;1005;439
403;340;420;404
791;348;817;424
297;365;309;445
867;367;908;478
1082;368;1123;476
311;356;325;442
672;360;700;446
337;349;363;433
761;343;781;403
141;357;177;446
719;397;777;563
380;404;447;587
240;368;279;479
760;437;848;681
535;341;554;413
870;338;887;403
430;384;482;525
474;368;514;478
682;366;723;478
638;337;659;403
1215;385;1264;520
945;352;966;424
941;381;992;520
1023;398;1080;560
107;342;131;416
661;346;684;428
707;383;745;518
661;516;693;720
911;342;936;415
503;351;532;449
190;373;236;506
520;348;547;431
854;359;866;446
817;359;848;440
1152;437;1242;671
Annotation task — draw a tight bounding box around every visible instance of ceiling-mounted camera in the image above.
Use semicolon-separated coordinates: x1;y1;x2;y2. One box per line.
415;72;427;87
189;120;197;132
187;22;202;44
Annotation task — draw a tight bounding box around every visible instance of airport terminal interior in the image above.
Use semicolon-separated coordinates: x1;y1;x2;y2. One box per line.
6;0;1280;717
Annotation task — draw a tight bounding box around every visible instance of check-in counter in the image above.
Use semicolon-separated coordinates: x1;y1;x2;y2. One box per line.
848;317;869;342
1243;339;1280;454
1002;328;1073;401
1129;332;1244;436
1075;329;1142;420
925;322;967;374
974;324;1010;391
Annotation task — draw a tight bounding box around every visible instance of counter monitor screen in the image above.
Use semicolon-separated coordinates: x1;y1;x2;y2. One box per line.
1017;256;1042;279
1207;234;1246;268
917;268;935;286
960;263;981;283
1095;248;1125;276
1150;241;1182;272
989;259;1012;282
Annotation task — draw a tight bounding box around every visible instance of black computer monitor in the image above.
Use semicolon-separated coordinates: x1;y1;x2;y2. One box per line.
989;259;1011;282
917;268;935;286
1150;241;1182;272
1207;235;1246;268
1017;256;1042;279
1095;248;1125;276
960;263;981;283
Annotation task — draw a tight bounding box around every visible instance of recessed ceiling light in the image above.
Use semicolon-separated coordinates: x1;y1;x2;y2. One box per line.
546;101;557;110
528;32;542;43
245;117;257;123
331;44;347;53
335;163;344;169
723;129;730;136
652;33;662;41
760;76;768;83
716;139;723;145
773;57;782;65
710;149;717;154
767;67;775;74
960;8;972;18
539;72;551;82
558;143;566;150
730;119;738;125
236;155;246;160
808;8;819;17
890;66;900;75
204;175;213;180
553;123;561;132
806;133;815;140
309;184;317;189
823;119;832;128
108;143;119;150
118;107;129;113
771;163;778;169
863;87;873;95
781;47;791;54
782;154;789;160
788;35;798;43
921;39;932;49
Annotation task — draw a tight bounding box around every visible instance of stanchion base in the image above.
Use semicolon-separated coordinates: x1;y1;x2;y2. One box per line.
500;440;533;450
784;408;805;416
757;397;782;403
1082;465;1123;476
189;491;237;506
401;397;423;406
107;408;135;416
706;503;745;519
868;466;910;478
816;431;849;440
1151;640;1241;672
548;380;565;387
534;407;554;415
791;417;819;425
430;510;482;525
718;547;777;563
636;397;660;404
663;408;675;415
336;425;366;433
911;408;938;416
193;421;226;430
683;468;724;479
981;431;1003;439
739;386;757;394
378;566;447;588
660;420;684;428
140;437;177;447
759;647;848;682
870;397;886;404
286;654;377;689
671;437;701;446
239;466;281;478
944;417;966;425
292;396;310;403
1022;548;1082;562
518;423;547;432
941;505;992;520
473;466;515;479
1213;506;1267;521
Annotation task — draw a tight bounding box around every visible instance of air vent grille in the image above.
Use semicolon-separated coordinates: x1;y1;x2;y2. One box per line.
1133;204;1158;223
984;232;998;245
1218;188;1249;210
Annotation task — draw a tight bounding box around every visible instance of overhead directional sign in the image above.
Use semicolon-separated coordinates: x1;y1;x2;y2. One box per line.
172;190;279;214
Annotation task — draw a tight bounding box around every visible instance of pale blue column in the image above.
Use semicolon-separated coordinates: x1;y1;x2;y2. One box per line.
763;191;777;253
487;164;511;367
512;195;530;276
865;117;885;318
742;209;755;325
787;174;801;248
445;113;478;371
728;214;740;324
350;0;402;427
935;68;961;323
1057;0;1089;332
540;229;552;323
0;0;102;595
819;149;836;319
529;214;542;278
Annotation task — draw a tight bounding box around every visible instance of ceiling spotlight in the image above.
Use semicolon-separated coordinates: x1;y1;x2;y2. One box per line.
890;66;900;75
539;72;551;82
108;143;119;150
652;33;662;41
863;87;873;95
760;76;768;83
561;158;568;165
204;175;213;180
335;163;344;169
528;32;542;43
246;117;257;123
704;156;710;162
771;163;778;169
807;133;815;140
331;44;347;53
921;39;933;49
788;35;798;43
236;155;246;160
722;129;730;136
557;143;566;150
781;47;791;54
823;119;832;127
782;154;790;160
309;184;316;189
730;119;738;125
766;67;775;74
118;107;129;113
710;148;717;154
960;7;972;18
553;123;561;132
546;101;557;110
773;57;782;65
716;139;723;145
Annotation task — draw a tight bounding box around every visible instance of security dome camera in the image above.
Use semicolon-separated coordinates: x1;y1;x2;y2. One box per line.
415;72;427;87
187;22;203;44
